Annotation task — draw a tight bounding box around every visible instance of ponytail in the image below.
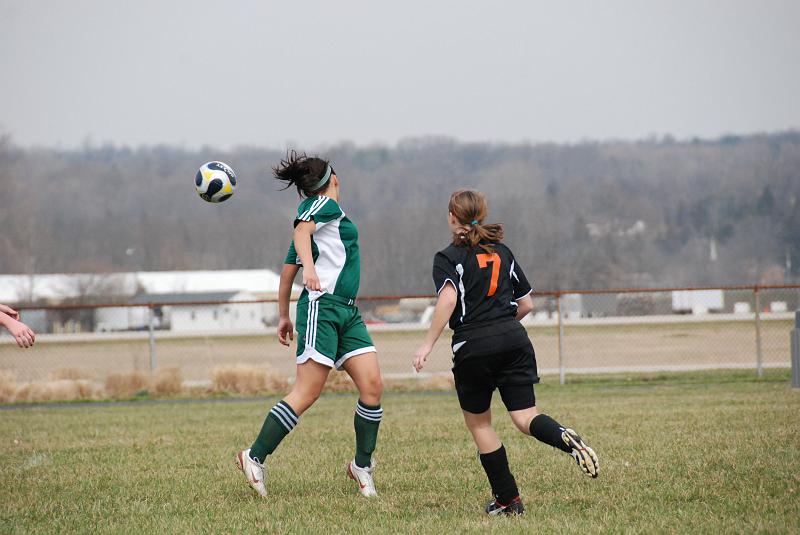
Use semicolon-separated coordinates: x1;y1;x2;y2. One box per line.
273;150;333;198
453;222;504;253
448;189;504;253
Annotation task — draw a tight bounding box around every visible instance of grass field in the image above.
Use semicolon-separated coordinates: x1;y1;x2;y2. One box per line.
1;370;799;534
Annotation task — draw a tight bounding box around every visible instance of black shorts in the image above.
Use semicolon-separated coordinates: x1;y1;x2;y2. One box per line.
451;339;540;414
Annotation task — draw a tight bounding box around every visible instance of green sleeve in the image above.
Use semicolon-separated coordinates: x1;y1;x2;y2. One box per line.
284;241;301;265
294;196;343;227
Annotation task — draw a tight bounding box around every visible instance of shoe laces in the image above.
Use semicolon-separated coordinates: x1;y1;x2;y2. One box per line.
354;462;374;475
247;453;265;470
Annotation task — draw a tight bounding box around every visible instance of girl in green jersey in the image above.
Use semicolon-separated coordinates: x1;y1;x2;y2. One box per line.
236;151;383;498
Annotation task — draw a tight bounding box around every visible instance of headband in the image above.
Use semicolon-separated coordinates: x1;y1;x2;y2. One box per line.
311;164;332;191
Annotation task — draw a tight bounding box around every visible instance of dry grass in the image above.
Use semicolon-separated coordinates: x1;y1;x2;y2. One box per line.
105;371;150;399
0;370;16;403
321;369;452;394
152;367;183;396
13;379;102;402
383;374;455;392
419;374;455;390
323;370;357;392
0;369;104;403
211;364;288;395
0;364;455;403
48;368;97;381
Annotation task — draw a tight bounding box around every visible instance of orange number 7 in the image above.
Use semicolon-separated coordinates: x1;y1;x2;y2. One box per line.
476;253;501;296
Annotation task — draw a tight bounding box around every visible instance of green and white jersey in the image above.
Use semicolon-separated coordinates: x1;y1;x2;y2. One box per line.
285;195;361;301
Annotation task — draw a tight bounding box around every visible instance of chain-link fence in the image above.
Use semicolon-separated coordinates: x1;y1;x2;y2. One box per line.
1;286;798;393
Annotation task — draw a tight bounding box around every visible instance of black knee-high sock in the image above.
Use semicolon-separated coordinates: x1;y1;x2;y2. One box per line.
529;414;571;453
479;444;519;505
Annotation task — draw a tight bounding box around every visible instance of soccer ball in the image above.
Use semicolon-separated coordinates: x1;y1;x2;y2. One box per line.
195;161;237;203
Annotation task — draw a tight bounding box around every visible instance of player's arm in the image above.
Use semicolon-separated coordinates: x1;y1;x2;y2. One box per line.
0;304;20;320
506;247;533;322
412;283;457;372
277;264;300;346
515;294;533;321
0;308;36;348
293;221;322;291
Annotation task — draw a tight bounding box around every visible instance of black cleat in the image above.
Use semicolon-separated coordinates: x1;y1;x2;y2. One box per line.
485;496;525;516
562;428;599;478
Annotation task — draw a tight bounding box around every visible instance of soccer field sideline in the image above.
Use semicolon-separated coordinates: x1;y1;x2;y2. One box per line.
1;311;792;345
1;314;793;388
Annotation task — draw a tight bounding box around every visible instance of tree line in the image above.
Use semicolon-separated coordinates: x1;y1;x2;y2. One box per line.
0;131;798;297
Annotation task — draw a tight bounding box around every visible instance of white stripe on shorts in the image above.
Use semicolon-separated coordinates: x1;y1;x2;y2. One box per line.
305;300;313;348
309;301;319;347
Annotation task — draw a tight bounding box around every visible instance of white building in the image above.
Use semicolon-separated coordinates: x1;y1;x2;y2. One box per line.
131;291;266;332
672;290;724;315
0;269;301;333
0;269;295;303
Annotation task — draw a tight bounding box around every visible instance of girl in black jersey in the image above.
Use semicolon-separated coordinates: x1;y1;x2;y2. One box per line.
412;189;599;516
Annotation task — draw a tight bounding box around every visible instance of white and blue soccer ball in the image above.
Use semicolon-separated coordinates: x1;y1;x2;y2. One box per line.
195;161;237;203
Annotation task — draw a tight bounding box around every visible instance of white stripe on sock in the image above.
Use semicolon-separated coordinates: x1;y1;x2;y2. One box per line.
270;407;294;431
356;403;383;415
273;403;298;426
356;406;383;421
356;413;382;422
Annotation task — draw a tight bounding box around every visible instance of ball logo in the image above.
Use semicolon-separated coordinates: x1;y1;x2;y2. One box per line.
208;161;236;182
196;161;237;203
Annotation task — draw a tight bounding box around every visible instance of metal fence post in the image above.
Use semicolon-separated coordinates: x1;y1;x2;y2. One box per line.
754;287;763;378
557;292;565;385
791;310;800;389
148;305;157;373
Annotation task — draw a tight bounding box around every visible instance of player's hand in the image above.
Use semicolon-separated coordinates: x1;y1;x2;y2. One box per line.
6;318;35;348
0;304;19;320
302;268;322;292
412;343;432;372
277;317;294;346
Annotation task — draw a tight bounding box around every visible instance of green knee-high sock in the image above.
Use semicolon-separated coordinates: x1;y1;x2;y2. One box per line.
354;399;382;468
249;400;299;464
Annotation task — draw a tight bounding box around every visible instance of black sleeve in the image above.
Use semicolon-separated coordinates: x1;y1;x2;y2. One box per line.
432;252;458;295
508;249;532;299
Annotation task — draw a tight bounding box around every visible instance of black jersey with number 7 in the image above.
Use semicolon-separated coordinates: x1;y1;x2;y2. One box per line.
432;242;532;332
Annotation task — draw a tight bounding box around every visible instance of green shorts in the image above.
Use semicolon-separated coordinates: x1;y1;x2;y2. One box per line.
296;294;376;370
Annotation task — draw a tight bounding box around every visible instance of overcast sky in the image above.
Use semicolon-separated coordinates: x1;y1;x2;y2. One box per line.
1;0;798;149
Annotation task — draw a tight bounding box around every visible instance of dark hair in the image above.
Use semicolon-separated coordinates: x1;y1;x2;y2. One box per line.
273;150;334;197
448;189;504;253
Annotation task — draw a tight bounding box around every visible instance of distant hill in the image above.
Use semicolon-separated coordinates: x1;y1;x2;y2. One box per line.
1;131;798;293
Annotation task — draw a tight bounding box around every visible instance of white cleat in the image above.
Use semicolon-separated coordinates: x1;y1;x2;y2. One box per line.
346;459;378;497
562;428;599;478
235;449;267;497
